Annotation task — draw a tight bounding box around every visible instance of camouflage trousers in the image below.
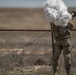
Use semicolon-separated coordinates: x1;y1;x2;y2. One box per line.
52;38;72;74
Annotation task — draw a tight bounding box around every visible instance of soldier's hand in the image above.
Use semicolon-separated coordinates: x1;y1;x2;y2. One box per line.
68;21;74;30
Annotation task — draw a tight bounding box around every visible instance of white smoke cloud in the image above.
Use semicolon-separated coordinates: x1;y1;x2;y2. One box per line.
44;0;72;27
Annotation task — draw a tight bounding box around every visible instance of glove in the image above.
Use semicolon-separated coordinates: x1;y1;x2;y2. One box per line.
68;21;74;30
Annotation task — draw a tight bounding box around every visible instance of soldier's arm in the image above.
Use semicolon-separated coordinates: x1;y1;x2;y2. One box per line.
68;21;74;30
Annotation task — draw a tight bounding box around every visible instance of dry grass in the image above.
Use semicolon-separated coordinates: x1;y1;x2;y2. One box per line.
0;8;76;75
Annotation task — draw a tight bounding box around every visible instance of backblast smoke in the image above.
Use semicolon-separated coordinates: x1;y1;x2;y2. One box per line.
44;0;72;27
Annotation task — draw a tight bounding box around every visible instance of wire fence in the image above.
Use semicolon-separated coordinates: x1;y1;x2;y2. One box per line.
0;29;76;75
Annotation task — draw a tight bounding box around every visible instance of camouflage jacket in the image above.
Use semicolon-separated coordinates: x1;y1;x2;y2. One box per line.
51;21;73;40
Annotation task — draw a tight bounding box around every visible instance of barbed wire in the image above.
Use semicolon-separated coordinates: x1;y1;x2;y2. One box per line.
0;29;76;31
0;28;75;49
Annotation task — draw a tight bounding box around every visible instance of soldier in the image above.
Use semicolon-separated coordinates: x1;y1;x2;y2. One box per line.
44;0;75;75
51;21;73;75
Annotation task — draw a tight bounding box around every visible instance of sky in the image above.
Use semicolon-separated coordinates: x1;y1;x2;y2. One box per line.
0;0;76;8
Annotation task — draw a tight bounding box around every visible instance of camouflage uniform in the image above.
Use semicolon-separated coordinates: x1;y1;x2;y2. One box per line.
51;21;73;75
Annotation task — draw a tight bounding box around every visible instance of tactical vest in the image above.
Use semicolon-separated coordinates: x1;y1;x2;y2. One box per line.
52;24;71;40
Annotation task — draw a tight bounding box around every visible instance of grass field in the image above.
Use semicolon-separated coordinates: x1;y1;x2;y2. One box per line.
0;8;76;75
